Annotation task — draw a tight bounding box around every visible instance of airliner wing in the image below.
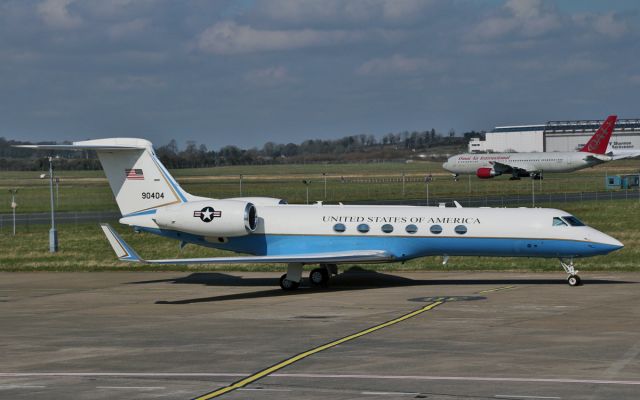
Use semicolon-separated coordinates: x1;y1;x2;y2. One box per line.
492;161;537;174
583;154;613;162
100;224;394;264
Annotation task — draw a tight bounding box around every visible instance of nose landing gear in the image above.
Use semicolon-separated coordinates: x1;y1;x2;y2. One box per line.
560;258;582;286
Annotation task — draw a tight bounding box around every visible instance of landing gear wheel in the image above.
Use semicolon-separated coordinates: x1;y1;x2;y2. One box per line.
280;274;300;291
309;268;329;287
567;275;581;287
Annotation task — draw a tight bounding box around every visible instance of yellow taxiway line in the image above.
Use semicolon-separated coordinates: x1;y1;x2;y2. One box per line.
478;285;517;294
191;300;444;400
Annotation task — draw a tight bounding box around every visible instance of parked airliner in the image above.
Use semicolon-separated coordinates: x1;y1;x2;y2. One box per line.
20;138;623;289
443;115;619;180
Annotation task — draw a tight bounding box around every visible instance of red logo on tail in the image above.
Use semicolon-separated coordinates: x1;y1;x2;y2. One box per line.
580;115;617;154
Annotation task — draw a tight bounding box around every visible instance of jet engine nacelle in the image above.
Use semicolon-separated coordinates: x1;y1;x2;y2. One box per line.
154;200;257;237
476;167;500;179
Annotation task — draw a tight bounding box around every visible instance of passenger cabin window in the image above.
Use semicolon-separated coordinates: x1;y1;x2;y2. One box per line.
357;223;370;233
454;225;467;235
333;223;346;232
405;224;418;234
430;225;443;234
552;217;567;226
381;224;394;233
563;216;585;226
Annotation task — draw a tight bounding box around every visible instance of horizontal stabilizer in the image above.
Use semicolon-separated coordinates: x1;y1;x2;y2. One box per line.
15;138;152;151
99;223;394;265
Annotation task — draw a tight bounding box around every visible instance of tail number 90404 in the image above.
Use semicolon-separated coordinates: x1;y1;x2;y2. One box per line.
142;192;165;199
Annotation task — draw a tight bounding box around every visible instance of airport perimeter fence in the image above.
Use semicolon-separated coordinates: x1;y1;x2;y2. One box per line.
0;211;120;232
1;188;637;233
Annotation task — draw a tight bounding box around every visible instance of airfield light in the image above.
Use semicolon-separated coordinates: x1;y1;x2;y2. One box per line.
239;174;243;196
8;189;18;236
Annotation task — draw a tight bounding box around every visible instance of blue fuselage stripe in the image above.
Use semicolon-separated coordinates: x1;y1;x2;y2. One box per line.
135;227;619;260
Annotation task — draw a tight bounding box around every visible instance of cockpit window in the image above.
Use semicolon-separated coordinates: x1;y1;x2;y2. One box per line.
553;217;568;226
562;216;585;226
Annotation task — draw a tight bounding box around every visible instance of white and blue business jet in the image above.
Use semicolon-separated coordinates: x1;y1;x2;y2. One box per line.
21;138;623;289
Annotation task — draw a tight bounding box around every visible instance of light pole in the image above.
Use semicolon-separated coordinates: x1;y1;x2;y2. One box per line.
55;177;60;207
48;157;58;252
322;173;327;200
402;172;406;197
531;175;535;208
425;174;431;206
302;180;311;204
9;189;17;236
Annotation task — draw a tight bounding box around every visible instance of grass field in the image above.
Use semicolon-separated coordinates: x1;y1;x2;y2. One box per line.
1;159;639;213
1;199;637;272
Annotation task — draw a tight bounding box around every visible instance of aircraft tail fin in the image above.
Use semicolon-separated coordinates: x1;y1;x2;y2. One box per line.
579;115;617;154
16;138;193;216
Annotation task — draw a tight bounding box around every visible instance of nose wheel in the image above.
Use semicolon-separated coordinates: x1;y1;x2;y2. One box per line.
560;258;582;287
567;275;581;287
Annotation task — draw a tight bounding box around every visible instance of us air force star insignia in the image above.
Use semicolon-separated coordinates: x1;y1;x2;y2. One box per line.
193;206;222;222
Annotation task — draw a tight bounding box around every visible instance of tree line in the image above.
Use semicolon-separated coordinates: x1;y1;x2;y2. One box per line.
0;129;483;171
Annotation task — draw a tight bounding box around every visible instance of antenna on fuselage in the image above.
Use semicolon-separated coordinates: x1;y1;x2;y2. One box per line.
453;201;463;208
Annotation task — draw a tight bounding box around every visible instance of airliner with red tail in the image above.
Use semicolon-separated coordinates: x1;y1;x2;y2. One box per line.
443;115;619;180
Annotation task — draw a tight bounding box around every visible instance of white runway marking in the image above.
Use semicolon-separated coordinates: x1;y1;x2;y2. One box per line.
96;386;165;390
362;391;420;396
1;372;639;386
495;396;561;399
0;385;46;390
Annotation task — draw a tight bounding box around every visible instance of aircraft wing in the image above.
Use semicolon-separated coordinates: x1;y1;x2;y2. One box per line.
583;154;613;162
100;224;395;265
491;161;537;174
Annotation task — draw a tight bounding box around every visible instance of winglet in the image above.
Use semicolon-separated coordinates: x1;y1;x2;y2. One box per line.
579;115;617;154
100;223;144;262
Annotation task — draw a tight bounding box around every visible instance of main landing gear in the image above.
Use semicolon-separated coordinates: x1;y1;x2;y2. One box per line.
560;258;582;287
279;263;337;290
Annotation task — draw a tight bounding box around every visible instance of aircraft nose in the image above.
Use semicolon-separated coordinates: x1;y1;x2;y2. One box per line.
595;231;624;252
442;161;450;170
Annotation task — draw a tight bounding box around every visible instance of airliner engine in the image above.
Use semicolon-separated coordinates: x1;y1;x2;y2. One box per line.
154;200;257;237
476;167;501;179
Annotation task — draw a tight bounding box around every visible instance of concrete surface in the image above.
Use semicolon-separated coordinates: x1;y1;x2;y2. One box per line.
1;270;639;399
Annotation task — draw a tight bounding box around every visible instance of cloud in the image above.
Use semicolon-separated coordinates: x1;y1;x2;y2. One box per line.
470;0;560;40
244;66;295;86
574;12;629;38
98;75;166;91
37;0;82;30
251;0;433;26
195;21;366;54
356;54;441;76
107;18;149;39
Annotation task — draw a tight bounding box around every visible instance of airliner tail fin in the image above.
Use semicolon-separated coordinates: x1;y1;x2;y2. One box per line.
579;115;617;154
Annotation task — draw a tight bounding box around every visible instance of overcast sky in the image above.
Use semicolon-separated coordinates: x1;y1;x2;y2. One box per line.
2;0;639;149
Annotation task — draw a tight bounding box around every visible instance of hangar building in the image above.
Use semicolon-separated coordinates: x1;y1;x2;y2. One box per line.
469;119;640;153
